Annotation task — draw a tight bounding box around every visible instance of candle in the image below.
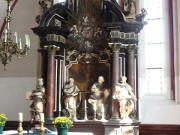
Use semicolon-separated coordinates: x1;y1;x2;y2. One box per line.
59;103;61;112
4;29;7;42
18;112;23;122
40;113;44;122
14;32;18;44
102;104;104;112
85;100;87;109
94;103;96;111
19;38;22;49
66;103;68;109
25;34;29;45
28;37;30;48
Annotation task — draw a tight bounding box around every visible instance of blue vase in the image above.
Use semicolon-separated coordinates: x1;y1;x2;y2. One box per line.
57;127;68;135
0;125;4;134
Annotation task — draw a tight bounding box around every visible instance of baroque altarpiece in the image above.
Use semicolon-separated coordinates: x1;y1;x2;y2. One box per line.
32;0;147;134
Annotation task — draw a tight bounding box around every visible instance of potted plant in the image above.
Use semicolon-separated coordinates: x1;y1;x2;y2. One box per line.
0;114;7;134
52;117;73;135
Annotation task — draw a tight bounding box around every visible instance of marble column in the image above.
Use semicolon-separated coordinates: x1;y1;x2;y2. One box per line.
127;45;138;92
44;45;60;120
109;43;121;120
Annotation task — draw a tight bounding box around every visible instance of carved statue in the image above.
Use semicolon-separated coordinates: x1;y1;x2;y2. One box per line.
63;78;81;119
113;76;137;122
129;0;136;14
39;0;53;12
88;76;110;118
136;8;147;22
29;78;46;122
124;0;136;14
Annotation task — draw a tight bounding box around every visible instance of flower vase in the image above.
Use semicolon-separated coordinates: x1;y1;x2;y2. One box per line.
57;127;68;135
0;125;4;134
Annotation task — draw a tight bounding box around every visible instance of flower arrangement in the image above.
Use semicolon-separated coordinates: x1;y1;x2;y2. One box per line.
52;117;73;129
0;114;7;126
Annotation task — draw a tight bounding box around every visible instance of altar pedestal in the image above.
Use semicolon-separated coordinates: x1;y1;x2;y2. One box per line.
104;121;140;135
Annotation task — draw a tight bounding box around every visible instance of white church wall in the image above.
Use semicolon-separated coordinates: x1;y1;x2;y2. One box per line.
0;78;36;121
138;0;180;124
0;0;40;121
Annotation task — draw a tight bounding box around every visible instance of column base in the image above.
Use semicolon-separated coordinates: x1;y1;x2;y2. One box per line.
45;116;54;121
110;117;120;121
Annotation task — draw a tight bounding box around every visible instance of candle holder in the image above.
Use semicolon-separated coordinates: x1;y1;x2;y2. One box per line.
73;108;77;121
93;109;97;121
101;111;105;121
0;0;30;70
39;121;45;135
17;121;23;135
84;106;88;120
101;104;105;121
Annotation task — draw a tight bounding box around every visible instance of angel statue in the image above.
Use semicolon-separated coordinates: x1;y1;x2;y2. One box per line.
113;76;137;122
29;78;46;123
63;78;81;120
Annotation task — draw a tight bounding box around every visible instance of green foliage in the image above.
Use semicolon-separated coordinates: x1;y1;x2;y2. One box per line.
52;117;73;129
0;114;7;126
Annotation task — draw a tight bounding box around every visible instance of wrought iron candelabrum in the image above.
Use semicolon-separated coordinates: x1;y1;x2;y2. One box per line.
0;0;30;70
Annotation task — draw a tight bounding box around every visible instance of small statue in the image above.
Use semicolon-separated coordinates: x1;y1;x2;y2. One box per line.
129;0;136;14
136;8;147;22
124;0;136;16
63;78;81;119
88;76;110;118
113;76;137;122
29;78;46;123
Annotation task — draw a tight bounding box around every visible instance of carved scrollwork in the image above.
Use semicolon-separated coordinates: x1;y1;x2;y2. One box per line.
35;0;53;24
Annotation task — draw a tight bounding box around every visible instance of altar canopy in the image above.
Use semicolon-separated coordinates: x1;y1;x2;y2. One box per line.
32;0;146;134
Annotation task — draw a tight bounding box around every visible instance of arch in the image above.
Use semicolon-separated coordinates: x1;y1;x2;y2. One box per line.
39;3;69;27
103;0;127;22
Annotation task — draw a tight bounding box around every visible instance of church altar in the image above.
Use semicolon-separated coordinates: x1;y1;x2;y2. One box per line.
30;0;147;135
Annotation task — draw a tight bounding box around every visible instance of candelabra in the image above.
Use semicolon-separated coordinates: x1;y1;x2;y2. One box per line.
39;121;45;135
17;112;23;135
101;104;105;121
17;121;23;135
93;103;97;120
0;0;30;70
84;100;88;120
39;113;45;135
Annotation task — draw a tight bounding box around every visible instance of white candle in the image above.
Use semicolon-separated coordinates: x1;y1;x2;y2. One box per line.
85;100;87;109
28;37;30;48
94;103;96;111
25;34;29;45
66;103;68;109
102;104;104;112
40;113;44;122
14;32;18;44
18;112;23;122
59;103;61;112
19;38;22;49
4;29;7;42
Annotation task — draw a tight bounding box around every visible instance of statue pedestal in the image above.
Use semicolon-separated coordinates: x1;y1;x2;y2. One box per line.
104;121;140;135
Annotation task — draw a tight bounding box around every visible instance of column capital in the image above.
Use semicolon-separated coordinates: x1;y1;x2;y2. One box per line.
44;45;60;54
126;44;138;54
109;43;122;52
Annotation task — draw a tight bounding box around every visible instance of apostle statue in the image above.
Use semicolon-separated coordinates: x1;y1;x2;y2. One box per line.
88;76;110;118
63;78;81;119
113;76;137;122
29;78;46;123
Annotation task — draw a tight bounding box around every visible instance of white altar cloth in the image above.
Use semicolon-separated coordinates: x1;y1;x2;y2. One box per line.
1;130;94;135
